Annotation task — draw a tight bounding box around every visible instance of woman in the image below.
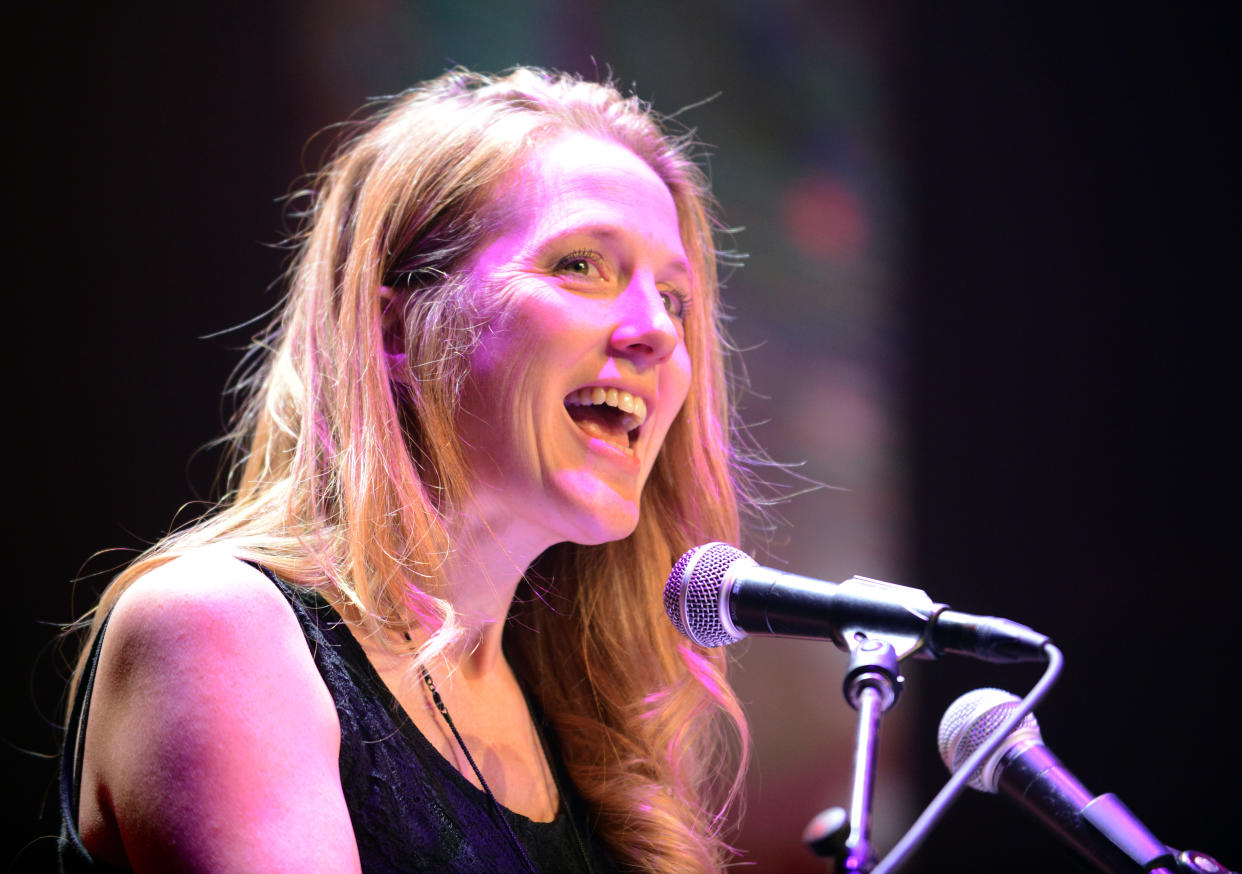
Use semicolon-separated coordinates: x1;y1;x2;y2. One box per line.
59;67;756;873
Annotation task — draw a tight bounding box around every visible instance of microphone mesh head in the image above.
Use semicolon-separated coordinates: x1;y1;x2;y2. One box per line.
937;687;1041;792
663;542;751;647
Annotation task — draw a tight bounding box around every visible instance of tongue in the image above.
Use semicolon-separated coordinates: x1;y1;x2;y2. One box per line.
567;406;631;451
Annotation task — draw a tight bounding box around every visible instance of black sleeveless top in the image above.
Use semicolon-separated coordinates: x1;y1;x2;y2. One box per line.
58;569;615;873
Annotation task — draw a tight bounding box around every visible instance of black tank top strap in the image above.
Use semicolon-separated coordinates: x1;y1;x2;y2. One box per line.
58;611;127;873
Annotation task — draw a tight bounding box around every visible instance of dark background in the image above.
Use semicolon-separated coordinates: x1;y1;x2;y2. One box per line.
903;6;1236;873
6;3;1236;872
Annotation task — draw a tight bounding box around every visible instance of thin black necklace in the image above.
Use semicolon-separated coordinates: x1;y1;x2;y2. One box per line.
419;666;594;873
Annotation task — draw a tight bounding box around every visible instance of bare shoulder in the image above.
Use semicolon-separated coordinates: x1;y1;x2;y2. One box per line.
95;550;323;720
108;548;295;643
80;549;361;873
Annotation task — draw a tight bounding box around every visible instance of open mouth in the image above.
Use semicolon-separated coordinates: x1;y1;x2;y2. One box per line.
564;387;647;453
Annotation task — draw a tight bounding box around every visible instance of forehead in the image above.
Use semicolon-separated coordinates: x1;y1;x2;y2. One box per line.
492;132;685;255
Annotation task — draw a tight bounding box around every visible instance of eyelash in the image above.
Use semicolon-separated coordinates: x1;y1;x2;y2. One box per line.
555;249;603;276
553;248;690;319
661;287;691;319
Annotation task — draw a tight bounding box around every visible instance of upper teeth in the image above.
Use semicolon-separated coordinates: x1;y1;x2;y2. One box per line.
565;387;648;429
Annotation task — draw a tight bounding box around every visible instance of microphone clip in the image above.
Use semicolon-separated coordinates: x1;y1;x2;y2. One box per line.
844;635;905;713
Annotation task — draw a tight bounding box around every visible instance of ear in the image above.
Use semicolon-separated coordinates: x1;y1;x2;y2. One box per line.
378;286;411;384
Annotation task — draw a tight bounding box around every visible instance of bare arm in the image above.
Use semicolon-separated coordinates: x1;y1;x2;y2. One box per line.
77;551;362;873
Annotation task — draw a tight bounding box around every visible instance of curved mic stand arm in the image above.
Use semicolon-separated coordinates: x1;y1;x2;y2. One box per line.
803;636;904;873
870;642;1064;874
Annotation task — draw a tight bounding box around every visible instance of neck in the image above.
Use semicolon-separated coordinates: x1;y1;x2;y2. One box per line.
433;507;555;676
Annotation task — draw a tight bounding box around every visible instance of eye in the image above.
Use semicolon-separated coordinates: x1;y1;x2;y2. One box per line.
660;286;690;319
554;249;605;279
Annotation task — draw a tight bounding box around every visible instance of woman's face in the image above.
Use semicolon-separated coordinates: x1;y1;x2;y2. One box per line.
457;131;693;550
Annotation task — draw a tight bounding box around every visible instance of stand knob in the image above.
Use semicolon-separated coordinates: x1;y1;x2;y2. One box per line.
803;806;850;860
1177;849;1236;874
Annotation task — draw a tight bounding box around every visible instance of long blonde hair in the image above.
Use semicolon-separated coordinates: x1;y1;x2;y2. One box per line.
70;67;755;872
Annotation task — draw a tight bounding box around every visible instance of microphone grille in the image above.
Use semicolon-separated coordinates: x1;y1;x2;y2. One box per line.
663;542;750;647
937;687;1041;792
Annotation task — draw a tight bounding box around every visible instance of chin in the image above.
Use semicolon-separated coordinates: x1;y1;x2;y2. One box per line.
543;470;646;546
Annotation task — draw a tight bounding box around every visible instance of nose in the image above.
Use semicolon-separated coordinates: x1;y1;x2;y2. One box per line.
608;274;681;367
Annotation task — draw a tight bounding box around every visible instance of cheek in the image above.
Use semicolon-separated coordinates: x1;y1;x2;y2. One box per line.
662;345;693;416
642;345;693;467
465;287;554;389
459;333;529;456
470;283;573;370
458;305;564;464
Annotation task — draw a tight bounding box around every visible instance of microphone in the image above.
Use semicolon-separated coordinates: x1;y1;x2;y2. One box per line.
663;542;1050;662
938;688;1177;873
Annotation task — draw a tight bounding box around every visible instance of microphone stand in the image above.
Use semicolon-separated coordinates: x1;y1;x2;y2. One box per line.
798;640;1235;874
803;647;1236;874
804;636;904;873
